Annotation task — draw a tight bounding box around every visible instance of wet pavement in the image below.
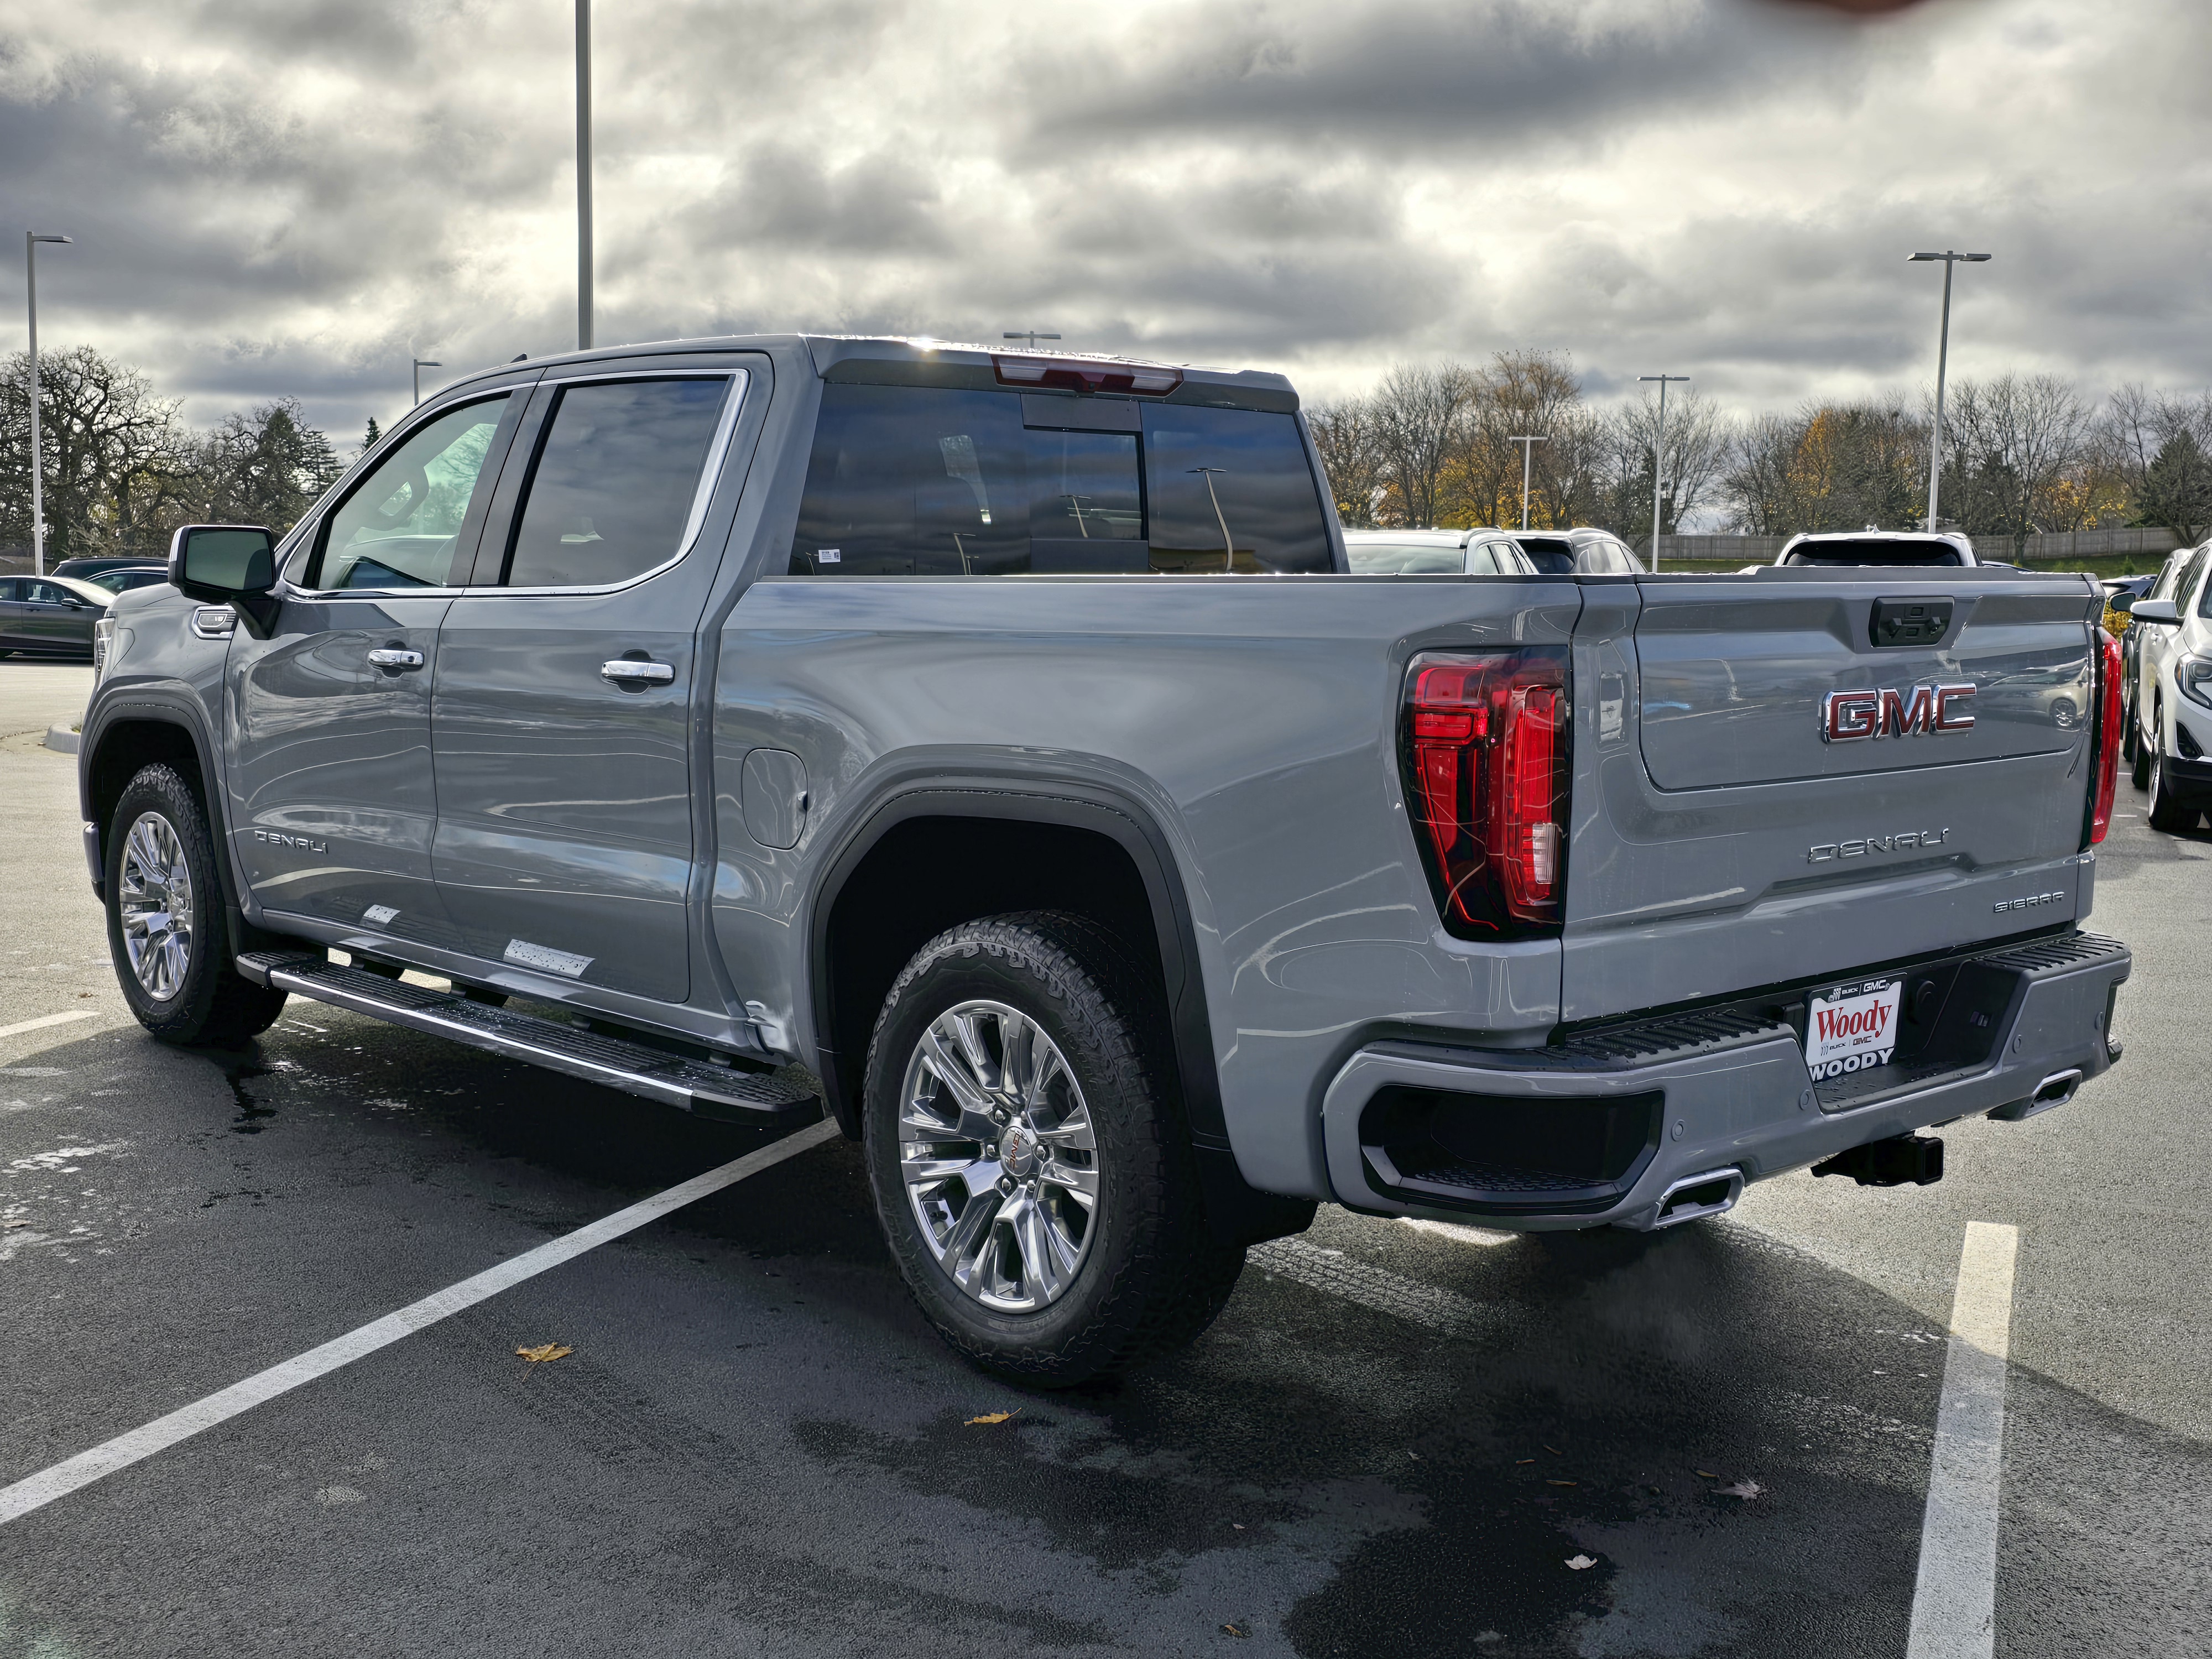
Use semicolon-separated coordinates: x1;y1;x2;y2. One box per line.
3;659;2208;1657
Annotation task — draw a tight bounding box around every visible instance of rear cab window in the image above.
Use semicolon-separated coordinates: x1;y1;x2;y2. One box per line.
789;383;1333;576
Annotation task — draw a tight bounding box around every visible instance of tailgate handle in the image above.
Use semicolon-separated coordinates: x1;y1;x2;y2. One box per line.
1870;597;1955;648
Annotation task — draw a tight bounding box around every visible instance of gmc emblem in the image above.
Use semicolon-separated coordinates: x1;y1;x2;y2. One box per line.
1820;682;1975;743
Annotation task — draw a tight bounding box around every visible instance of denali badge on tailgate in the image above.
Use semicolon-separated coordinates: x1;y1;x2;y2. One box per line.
1820;682;1975;743
1805;977;1902;1080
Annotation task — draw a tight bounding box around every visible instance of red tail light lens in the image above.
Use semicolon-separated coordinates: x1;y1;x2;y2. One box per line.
2086;625;2123;847
1401;649;1571;937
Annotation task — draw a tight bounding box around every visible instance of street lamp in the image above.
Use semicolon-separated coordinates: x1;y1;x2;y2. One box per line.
1638;374;1689;571
1909;251;1990;533
412;359;442;406
576;0;593;352
1509;435;1548;531
1003;330;1061;351
24;231;71;578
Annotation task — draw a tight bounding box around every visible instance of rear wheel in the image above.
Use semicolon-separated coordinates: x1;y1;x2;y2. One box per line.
2146;706;2199;832
862;912;1244;1386
105;764;289;1045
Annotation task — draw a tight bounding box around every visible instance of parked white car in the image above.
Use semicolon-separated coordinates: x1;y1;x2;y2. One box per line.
1343;529;1539;575
2127;541;2212;831
1739;530;1981;573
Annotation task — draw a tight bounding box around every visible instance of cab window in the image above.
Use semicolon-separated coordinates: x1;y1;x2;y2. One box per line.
307;395;512;591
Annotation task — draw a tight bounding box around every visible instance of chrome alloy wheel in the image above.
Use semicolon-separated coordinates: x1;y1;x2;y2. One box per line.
897;999;1099;1314
118;810;194;1001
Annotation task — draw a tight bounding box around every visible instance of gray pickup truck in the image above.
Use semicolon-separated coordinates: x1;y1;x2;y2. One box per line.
80;335;2132;1384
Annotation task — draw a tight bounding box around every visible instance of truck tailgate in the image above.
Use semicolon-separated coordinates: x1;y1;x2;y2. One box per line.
1561;571;2104;1025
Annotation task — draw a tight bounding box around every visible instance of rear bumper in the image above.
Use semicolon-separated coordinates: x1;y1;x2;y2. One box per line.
1319;930;2130;1230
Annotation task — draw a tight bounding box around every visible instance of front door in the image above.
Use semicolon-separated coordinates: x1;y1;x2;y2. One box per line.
226;391;524;945
431;369;745;1004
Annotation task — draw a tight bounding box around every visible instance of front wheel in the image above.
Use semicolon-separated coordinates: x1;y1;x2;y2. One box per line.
862;912;1245;1386
106;763;289;1045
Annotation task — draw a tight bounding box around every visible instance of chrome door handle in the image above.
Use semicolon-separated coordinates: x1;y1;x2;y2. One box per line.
368;648;425;669
601;659;676;686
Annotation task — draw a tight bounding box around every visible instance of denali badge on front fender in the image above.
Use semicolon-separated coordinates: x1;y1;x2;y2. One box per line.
1821;682;1975;742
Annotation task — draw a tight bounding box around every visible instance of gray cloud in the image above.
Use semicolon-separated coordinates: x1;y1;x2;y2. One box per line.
0;0;2205;445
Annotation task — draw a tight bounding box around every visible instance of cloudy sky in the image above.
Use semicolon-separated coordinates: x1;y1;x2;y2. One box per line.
1;0;2205;441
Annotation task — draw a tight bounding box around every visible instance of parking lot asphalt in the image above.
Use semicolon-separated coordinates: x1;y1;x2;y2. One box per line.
3;656;2208;1658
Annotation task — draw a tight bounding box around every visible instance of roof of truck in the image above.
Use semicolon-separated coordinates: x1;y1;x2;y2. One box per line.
432;334;1301;413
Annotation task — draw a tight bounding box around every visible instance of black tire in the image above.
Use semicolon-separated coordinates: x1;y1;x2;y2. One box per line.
105;763;289;1045
2145;707;2200;832
861;912;1245;1387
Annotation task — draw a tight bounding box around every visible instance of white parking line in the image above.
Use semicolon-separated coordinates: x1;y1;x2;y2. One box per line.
1906;1220;2021;1659
0;1115;841;1528
0;1010;101;1042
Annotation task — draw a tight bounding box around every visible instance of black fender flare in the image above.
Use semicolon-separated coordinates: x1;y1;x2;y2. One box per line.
805;767;1314;1247
75;684;296;963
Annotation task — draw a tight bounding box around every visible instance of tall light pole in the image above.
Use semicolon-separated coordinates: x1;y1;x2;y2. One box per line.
1910;251;1990;533
576;0;592;352
1638;374;1688;571
25;231;70;577
1509;435;1547;531
412;359;442;406
1003;330;1061;351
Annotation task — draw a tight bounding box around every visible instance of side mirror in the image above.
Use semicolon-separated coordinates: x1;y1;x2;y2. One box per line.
2130;598;2182;627
2108;591;2137;615
170;524;279;634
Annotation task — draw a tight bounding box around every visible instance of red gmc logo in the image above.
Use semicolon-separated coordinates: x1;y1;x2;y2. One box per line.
1820;682;1975;743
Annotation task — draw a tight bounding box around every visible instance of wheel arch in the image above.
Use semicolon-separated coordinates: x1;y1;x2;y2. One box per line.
81;695;231;911
806;776;1312;1249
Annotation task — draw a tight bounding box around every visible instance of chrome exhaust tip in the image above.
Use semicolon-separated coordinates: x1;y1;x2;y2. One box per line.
1991;1068;2083;1121
1626;1167;1745;1231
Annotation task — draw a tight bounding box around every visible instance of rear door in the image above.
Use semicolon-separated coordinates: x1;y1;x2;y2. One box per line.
226;389;528;943
430;364;748;1004
1561;570;2103;1023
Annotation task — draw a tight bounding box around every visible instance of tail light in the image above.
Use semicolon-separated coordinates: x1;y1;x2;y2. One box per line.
1401;648;1571;937
2085;625;2122;847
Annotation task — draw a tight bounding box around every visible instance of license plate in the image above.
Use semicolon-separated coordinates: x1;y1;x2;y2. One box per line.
1804;977;1903;1080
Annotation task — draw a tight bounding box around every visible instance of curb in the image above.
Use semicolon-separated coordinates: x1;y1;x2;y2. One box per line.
43;725;79;755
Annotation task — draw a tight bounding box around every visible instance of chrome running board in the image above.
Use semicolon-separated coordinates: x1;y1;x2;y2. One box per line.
237;950;820;1124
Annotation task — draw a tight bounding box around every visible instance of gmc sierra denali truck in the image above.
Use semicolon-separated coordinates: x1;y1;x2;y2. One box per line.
80;335;2132;1384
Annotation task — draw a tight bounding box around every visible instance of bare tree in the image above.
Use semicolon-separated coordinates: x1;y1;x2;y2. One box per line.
1937;373;2096;554
2095;384;2212;541
1452;349;1597;529
1306;396;1388;529
1601;386;1731;550
1369;361;1474;528
0;345;197;561
1720;400;1926;535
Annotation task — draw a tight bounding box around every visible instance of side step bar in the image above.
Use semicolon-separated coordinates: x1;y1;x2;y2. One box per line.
237;951;821;1125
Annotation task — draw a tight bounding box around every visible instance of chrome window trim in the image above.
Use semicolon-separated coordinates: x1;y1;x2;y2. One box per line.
275;385;530;601
455;367;750;600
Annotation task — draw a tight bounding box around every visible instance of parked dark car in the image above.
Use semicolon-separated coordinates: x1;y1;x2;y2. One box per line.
0;574;114;659
77;564;173;596
50;556;166;583
1507;526;1645;573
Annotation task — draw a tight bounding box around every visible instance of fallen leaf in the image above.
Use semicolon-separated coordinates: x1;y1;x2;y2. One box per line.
1546;1480;1578;1487
1695;1469;1718;1478
3;1220;28;1229
515;1343;572;1363
1515;1458;1535;1464
1232;1524;1245;1531
965;1409;1021;1426
1222;1622;1251;1638
1543;1444;1562;1455
1564;1554;1597;1571
1718;1479;1764;1500
1407;1450;1421;1460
